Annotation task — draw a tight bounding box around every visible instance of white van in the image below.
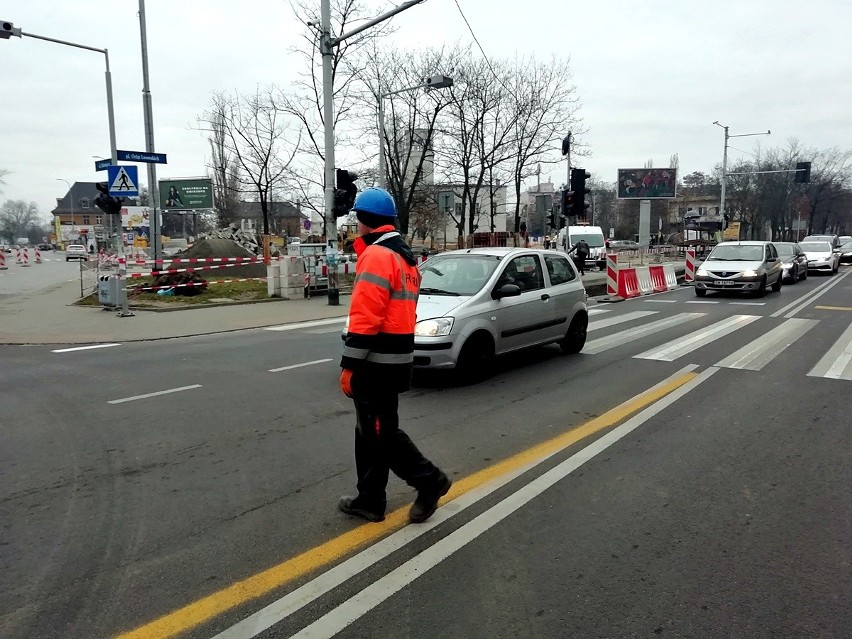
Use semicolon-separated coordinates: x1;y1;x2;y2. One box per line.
558;225;607;271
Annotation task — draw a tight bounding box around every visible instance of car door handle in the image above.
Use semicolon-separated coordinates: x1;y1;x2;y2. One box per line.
540;293;550;301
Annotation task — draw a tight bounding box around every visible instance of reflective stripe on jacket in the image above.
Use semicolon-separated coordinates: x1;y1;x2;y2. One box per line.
341;227;420;393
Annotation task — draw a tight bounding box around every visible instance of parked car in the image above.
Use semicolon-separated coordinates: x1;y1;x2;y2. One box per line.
800;240;840;274
411;248;588;378
609;240;640;250
773;241;808;283
693;241;784;297
0;244;11;254
801;234;840;249
837;240;852;264
37;243;52;251
65;245;88;261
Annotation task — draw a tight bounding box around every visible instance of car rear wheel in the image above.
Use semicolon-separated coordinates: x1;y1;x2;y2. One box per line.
560;312;588;354
455;332;495;384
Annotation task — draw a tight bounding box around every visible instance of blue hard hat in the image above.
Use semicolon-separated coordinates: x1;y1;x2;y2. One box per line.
352;187;397;218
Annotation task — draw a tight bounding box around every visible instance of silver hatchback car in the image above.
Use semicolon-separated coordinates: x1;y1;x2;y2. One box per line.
413;248;588;378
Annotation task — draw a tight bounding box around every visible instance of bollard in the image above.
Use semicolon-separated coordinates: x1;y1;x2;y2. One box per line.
683;249;697;285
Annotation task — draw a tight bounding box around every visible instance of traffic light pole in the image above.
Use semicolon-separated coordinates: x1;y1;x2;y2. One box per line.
138;0;162;265
320;0;426;305
713;121;770;227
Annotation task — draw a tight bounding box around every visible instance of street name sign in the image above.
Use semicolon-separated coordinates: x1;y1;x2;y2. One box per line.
117;150;168;164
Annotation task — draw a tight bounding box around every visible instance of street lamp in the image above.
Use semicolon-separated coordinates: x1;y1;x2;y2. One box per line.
377;75;453;189
713;121;770;225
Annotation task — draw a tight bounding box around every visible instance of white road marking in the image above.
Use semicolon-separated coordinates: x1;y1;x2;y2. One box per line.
634;314;760;362
269;358;333;373
685;300;720;304
771;268;852;318
583;312;705;355
729;302;766;306
642;299;677;303
51;343;121;353
107;384;202;405
285;367;719;639
264;318;346;332
306;327;347;335
587;307;611;315
589;310;657;332
807;322;852;380
209;366;702;639
715;318;818;370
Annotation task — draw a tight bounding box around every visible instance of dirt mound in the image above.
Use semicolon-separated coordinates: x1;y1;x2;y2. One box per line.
168;238;267;279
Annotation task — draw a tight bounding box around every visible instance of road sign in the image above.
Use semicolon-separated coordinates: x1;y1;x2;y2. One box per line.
94;158;113;172
107;165;139;197
117;149;167;164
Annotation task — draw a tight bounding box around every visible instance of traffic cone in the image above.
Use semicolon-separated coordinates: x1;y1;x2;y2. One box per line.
0;250;7;270
22;247;31;267
35;247;43;264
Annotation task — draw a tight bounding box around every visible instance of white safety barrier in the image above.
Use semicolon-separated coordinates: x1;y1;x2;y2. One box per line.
663;264;678;290
635;266;654;295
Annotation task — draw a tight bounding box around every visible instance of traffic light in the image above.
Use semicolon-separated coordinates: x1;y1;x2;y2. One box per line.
333;169;358;218
561;188;574;216
794;161;811;184
94;182;124;216
570;168;591;220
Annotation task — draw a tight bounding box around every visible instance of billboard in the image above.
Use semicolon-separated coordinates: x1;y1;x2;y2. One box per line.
617;168;677;199
159;178;213;210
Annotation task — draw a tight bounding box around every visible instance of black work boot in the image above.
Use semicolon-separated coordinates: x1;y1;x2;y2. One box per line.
409;475;452;523
338;496;385;522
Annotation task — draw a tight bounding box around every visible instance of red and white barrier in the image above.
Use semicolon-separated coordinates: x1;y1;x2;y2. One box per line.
130;256;262;266
130;277;266;292
0;251;6;270
21;248;30;267
649;265;668;293
684;249;697;285
635;266;654;295
606;253;619;297
34;247;43;264
128;261;259;278
15;248;23;264
617;268;640;299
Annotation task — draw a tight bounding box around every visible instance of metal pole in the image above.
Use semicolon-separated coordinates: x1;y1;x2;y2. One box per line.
321;0;339;305
103;50;119;256
719;125;728;224
139;0;162;265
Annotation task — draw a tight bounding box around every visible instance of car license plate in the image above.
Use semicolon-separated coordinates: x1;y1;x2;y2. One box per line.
713;280;735;286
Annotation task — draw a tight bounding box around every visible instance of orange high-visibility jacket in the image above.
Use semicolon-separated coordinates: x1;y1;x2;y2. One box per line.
341;226;420;394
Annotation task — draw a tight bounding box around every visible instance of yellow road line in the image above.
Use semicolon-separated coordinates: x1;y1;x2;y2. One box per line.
116;371;698;639
814;305;852;311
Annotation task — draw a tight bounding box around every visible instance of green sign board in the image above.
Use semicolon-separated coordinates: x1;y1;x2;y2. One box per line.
159;178;213;210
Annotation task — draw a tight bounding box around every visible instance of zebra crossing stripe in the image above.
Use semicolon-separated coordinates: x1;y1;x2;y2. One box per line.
589;310;658;332
807;322;852;380
583;313;705;355
634;314;760;362
587;307;611;315
715;318;818;370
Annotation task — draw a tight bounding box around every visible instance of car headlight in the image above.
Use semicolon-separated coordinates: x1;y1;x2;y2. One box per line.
741;269;758;277
696;267;708;276
415;317;454;337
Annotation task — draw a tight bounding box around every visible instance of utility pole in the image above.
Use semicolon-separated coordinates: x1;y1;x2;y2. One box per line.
139;0;162;264
319;0;426;305
713;121;770;225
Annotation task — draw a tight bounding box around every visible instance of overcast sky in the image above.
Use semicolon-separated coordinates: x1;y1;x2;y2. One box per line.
2;0;851;219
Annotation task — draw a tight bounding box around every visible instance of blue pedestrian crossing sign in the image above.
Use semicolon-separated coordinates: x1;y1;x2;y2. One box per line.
107;165;139;197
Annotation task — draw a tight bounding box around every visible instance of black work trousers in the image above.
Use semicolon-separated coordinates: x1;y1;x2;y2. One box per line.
353;393;442;510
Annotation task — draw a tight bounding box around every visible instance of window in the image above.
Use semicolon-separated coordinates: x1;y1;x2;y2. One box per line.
496;255;543;292
81;198;90;208
544;255;577;285
82;215;91;225
96;216;103;225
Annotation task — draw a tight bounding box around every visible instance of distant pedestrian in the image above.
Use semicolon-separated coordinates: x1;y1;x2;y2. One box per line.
573;239;589;275
338;187;451;524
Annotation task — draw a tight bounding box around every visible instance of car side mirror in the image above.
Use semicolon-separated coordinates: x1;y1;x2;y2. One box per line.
493;283;522;300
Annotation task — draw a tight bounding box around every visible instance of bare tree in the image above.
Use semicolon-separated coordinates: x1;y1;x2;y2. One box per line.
207;102;242;228
0;200;41;243
200;89;300;235
803;146;852;234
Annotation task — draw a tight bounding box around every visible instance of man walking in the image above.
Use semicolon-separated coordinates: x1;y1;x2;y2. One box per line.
339;188;451;524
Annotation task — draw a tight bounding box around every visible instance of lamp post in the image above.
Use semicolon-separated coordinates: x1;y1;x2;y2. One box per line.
377;75;453;189
713;121;770;225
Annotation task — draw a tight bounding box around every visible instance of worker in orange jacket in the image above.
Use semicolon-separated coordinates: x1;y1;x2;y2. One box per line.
339;188;451;524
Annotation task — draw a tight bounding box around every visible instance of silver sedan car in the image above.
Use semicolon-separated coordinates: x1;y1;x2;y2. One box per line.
414;248;588;379
800;241;840;274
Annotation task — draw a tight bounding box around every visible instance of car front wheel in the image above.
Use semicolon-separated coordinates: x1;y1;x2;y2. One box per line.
771;273;782;292
454;332;495;384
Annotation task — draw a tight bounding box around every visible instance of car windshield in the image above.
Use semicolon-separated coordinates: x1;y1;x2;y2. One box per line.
708;244;764;261
419;255;501;296
800;242;831;252
570;233;605;248
775;244;796;256
840;241;852;251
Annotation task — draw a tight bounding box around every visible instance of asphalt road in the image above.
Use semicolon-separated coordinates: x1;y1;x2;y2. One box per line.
0;250;95;297
1;268;850;638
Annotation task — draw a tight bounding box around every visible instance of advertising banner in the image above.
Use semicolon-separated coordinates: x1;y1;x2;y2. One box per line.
617;168;677;199
120;206;151;239
159;178;213;210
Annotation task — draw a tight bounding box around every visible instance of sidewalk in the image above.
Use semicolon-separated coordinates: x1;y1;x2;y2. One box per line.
0;278;351;345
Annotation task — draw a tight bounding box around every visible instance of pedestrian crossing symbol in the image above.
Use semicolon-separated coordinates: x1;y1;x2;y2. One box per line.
107;165;139;197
